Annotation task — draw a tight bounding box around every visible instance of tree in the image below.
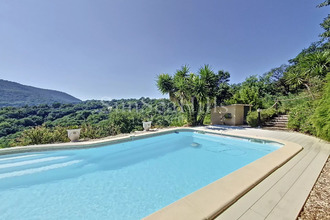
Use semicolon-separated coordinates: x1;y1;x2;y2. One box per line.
228;86;262;109
317;1;330;49
318;0;330;8
216;70;231;105
268;64;290;95
285;51;330;99
107;110;142;133
319;15;330;40
157;65;228;126
296;51;330;77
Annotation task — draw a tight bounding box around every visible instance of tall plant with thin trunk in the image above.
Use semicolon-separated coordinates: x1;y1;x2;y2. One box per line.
157;65;226;126
285;51;330;99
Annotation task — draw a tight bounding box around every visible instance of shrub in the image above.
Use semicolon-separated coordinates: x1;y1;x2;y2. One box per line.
203;114;211;125
170;115;186;127
246;108;277;127
287;101;316;135
80;123;120;139
107;110;143;133
0;132;22;148
19;126;69;145
151;115;170;127
312;73;330;141
277;92;313;113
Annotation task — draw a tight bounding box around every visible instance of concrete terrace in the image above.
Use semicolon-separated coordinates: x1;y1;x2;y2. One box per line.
209;126;330;220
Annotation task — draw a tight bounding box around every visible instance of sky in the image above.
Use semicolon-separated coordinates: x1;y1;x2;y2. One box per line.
0;0;328;101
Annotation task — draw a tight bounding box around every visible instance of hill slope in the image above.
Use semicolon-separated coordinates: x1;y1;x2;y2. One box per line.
0;79;81;107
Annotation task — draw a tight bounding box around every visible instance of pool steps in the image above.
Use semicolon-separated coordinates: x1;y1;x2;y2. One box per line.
0;154;40;162
0;160;81;179
0;156;68;169
0;153;82;180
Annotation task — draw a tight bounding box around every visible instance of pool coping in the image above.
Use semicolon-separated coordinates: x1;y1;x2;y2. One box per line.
0;127;303;219
0;127;180;155
142;128;302;220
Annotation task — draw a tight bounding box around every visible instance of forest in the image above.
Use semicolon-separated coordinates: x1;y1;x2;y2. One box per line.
0;1;329;147
0;98;185;147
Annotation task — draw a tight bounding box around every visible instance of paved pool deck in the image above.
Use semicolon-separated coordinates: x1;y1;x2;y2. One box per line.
208;126;330;220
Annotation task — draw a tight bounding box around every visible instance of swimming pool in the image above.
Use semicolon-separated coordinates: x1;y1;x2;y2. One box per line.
0;131;281;220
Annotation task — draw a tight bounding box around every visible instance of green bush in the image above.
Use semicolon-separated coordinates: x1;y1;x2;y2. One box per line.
312;73;330;141
203;114;211;125
107;110;143;133
9;108;182;147
18;122;122;146
288;101;316;135
80;123;120;139
0;132;22;148
169;115;186;127
0;98;180;147
276;93;312;113
151;115;170;127
20;126;69;145
246;108;277;127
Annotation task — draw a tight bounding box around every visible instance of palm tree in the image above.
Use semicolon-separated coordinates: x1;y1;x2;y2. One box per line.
285;51;330;99
299;51;330;77
286;71;315;99
157;65;222;126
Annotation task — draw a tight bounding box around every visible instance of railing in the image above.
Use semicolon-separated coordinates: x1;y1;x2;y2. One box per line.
269;94;313;110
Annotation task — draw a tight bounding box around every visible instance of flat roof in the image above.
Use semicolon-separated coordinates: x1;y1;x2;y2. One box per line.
213;104;253;107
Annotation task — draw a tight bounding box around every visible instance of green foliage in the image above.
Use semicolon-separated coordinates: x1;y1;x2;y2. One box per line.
311;73;330;141
246;108;277;127
203;114;211;125
0;79;81;107
285;51;329;99
80;123;120;139
0;98;181;147
275;93;311;113
227;85;262;109
215;70;231;105
152;115;170;127
157;65;230;126
225;73;281;109
318;1;329;47
86;113;109;124
157;74;174;94
169;116;186;127
19;126;69;145
318;0;330;8
18;122;120;146
290;51;329;77
107;110;143;133
0;132;22;148
287;101;316;135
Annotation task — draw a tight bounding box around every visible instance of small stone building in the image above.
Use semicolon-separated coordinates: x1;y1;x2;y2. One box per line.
211;104;252;126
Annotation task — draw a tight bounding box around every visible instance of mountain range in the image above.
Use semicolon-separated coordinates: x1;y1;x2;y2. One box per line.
0;79;81;107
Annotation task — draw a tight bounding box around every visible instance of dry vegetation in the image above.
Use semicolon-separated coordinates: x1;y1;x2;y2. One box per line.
298;156;330;220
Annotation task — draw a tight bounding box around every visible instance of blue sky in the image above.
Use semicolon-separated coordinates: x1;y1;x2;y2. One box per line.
0;0;328;100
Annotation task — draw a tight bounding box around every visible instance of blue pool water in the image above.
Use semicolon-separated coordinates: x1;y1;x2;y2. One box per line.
0;131;281;220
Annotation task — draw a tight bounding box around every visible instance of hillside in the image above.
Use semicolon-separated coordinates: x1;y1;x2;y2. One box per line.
0;98;181;147
0;79;81;107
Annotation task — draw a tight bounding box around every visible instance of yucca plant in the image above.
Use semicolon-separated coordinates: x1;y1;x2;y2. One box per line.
157;65;224;126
